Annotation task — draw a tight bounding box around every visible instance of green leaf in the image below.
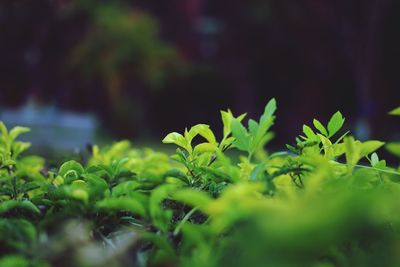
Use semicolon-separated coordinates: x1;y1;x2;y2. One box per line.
0;255;29;267
221;110;232;138
0;121;8;139
0;219;37;251
163;169;189;184
389;106;400;116
248;119;259;136
370;152;379;166
9;126;30;141
70;188;89;203
250;104;276;153
250;163;266;181
231;119;250;152
360;140;384;158
2;159;16;167
261;98;277;119
327;111;344;137
199;166;232;182
188;124;216;144
59;160;84;181
344;137;384;171
318;134;334;159
111;180;141;197
193;142;217;154
172;189;212;212
162;132;189;151
11;142;31;159
332;143;345;157
386;142;400;158
83;174;108;198
313;119;328;136
0;200;40;215
20;182;41;193
302;125;316;140
221;110;246;138
96;197;147;217
344;136;360;170
149;184;177;232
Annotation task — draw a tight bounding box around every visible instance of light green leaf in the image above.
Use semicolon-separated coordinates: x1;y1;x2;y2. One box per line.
389;106;400;116
261;98;277;119
231;119;250;152
302;125;316;140
0;121;8;139
111;180;141;197
188;124;216;144
318;134;334;159
221;109;233;138
70;188;89;203
360;140;384;158
59;160;84;181
162;132;188;151
386;142;400;158
344;136;360;169
9;126;30;141
221;110;246;138
327;111;344;137
332;143;345;157
344;137;384;171
11;142;31;159
248;119;259;136
313;119;328;136
370;152;379;166
249;99;277;153
2;159;16;167
193;142;217;154
83;174;108;198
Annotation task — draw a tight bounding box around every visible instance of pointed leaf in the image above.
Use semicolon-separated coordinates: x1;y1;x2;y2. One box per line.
313;119;328;136
327;111;345;137
360;140;384;158
261;98;277;119
389;107;400;116
302;125;316;140
231;119;250;152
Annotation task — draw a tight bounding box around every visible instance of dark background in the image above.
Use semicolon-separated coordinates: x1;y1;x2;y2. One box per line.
1;0;399;150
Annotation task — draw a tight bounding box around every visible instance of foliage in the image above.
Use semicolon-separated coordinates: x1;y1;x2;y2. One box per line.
71;0;180;89
1;100;400;267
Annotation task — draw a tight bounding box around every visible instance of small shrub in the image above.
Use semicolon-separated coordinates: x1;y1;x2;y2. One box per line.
1;100;400;267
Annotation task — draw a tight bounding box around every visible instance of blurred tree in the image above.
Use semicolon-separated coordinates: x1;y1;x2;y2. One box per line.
69;0;182;136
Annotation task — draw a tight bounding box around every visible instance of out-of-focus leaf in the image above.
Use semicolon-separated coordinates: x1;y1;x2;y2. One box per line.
0;200;40;215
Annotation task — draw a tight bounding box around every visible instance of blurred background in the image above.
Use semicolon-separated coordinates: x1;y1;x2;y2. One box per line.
0;0;399;153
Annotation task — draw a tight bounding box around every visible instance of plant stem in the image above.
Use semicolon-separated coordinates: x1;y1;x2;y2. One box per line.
173;207;198;236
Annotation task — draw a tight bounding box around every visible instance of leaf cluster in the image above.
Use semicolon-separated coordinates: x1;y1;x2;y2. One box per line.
1;100;400;267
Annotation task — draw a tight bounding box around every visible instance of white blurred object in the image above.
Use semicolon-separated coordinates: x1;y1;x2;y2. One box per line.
0;100;98;150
